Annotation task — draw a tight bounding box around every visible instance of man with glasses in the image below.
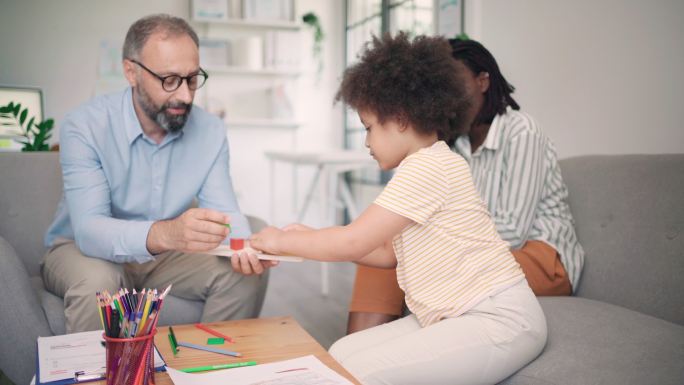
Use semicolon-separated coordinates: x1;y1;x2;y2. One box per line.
43;14;272;333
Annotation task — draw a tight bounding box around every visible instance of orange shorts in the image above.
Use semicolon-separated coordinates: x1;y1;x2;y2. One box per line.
349;240;572;315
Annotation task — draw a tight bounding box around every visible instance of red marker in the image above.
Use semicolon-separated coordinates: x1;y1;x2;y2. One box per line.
195;323;235;343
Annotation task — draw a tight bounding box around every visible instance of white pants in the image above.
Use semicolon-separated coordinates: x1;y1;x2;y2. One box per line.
330;280;547;385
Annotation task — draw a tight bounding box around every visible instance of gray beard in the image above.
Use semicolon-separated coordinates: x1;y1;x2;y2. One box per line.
136;86;192;133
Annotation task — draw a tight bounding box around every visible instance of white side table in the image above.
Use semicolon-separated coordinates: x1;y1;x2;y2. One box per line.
265;150;377;295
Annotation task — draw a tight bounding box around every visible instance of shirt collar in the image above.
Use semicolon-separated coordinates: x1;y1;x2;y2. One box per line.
123;87;183;147
480;111;503;152
454;107;509;157
123;88;144;145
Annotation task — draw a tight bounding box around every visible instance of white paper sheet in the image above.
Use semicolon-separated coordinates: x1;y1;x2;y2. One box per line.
38;330;165;383
166;355;354;385
204;245;304;262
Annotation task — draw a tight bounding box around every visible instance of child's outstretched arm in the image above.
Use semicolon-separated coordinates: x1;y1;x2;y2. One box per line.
250;204;412;268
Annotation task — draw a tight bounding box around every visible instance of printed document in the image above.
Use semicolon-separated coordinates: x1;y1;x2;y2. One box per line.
166;355;354;385
37;330;164;383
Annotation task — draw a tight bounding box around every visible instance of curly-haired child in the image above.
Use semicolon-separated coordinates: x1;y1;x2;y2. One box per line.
248;32;547;384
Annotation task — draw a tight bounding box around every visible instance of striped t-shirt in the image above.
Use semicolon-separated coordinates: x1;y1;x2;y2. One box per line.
453;108;585;290
374;141;524;327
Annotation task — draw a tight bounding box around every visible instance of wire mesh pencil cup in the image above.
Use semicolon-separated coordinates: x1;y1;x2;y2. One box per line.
103;329;156;385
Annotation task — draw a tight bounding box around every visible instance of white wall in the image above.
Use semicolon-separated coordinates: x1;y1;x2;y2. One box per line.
0;0;189;124
0;0;345;226
466;0;684;158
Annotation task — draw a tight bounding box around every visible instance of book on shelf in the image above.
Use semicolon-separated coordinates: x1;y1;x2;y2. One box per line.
264;30;301;70
231;36;264;70
243;0;294;22
192;0;229;21
199;39;231;67
228;0;243;18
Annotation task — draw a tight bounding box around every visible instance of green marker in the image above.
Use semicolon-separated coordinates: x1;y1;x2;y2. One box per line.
213;221;231;230
180;361;257;373
207;337;225;345
168;326;179;355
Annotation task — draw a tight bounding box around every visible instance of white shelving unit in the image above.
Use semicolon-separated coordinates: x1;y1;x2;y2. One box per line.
225;117;301;129
192;8;303;130
193;17;301;30
205;65;301;77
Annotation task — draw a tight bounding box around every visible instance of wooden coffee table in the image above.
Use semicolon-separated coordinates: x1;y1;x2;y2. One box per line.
93;316;359;384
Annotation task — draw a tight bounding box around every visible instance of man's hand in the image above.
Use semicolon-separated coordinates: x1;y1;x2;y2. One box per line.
147;208;230;255
230;248;278;276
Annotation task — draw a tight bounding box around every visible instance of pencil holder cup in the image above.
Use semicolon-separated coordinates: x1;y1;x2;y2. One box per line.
103;330;156;385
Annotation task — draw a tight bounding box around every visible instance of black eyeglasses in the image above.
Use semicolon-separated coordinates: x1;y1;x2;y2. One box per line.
128;59;208;92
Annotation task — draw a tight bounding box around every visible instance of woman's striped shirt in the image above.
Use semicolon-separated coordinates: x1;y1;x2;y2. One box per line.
453;108;585;290
374;141;524;327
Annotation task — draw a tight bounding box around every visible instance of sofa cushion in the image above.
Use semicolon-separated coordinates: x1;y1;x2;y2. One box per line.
0;237;53;385
30;276;67;335
0;152;63;277
560;154;684;325
501;297;684;385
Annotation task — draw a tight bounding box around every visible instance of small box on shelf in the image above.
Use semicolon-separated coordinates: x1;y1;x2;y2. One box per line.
191;0;230;21
243;0;295;22
199;39;231;67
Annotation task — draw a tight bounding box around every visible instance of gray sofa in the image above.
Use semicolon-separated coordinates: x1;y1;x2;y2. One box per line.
1;152;683;385
0;152;269;385
502;154;684;385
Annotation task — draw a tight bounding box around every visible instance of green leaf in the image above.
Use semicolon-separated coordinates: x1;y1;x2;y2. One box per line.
35;127;45;143
302;12;318;25
2;102;55;151
19;108;28;125
25;116;35;133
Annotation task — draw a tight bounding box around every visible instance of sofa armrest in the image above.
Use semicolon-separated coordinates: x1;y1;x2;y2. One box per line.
0;236;53;385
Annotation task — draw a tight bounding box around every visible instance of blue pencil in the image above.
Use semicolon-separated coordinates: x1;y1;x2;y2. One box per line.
177;341;242;357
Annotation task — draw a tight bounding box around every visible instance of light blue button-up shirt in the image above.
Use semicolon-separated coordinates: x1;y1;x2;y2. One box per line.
45;87;250;263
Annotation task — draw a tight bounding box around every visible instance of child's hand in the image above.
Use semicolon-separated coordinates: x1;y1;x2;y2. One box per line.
282;223;314;232
249;226;284;255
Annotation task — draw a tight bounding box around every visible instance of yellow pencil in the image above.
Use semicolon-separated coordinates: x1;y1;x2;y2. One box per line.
137;290;153;334
96;294;105;329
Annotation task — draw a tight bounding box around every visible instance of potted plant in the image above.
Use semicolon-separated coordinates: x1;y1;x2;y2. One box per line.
0;101;54;151
302;12;324;77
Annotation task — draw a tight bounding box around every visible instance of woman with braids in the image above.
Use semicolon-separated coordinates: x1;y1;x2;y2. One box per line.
347;38;586;334
246;33;547;384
